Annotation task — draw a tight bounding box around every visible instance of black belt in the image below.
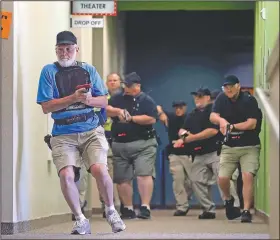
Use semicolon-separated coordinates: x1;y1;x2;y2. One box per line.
113;130;156;143
113;135;155;143
54;111;95;125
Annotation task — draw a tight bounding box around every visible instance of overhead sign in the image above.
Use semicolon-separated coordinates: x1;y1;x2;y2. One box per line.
1;11;12;39
71;0;117;16
71;17;104;28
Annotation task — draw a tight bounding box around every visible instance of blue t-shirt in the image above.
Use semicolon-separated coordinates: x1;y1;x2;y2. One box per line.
36;62;108;136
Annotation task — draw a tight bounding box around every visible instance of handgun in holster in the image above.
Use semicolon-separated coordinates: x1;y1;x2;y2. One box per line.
43;134;80;182
44;134;52;150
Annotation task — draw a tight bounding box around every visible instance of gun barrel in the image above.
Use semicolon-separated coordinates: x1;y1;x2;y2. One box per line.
225;124;231;142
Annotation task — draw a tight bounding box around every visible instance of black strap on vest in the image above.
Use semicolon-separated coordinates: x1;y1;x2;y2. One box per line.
54;110;95;125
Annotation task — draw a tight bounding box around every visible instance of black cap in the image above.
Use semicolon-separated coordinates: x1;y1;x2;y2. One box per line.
56;31;77;46
122;72;141;87
191;87;211;96
172;100;187;107
223;75;240;86
210;90;221;100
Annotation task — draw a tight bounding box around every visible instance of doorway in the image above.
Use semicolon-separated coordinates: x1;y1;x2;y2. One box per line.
123;10;254;208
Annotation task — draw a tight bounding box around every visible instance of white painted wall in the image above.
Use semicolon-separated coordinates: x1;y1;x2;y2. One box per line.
103;16;119;79
12;1;72;222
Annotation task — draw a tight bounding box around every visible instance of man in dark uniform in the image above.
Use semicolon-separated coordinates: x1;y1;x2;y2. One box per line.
106;72;158;220
157;101;193;216
173;88;241;220
210;90;241;210
210;75;262;223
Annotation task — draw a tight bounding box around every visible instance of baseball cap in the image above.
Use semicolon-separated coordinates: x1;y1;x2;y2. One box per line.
191;87;211;97
122;72;141;87
223;75;240;86
210;90;221;100
172;100;187;107
56;31;77;46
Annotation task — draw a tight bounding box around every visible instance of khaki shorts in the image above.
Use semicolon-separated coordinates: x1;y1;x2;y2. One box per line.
50;126;109;175
219;145;260;178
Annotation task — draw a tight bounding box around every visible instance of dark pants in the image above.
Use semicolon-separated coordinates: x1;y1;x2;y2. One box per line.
237;163;244;209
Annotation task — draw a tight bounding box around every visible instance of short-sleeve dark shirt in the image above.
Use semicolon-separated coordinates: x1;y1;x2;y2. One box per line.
183;103;219;155
109;92;158;142
165;111;191;155
212;91;261;147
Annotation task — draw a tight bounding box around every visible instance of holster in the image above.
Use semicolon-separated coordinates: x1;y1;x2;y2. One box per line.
43;134;80;182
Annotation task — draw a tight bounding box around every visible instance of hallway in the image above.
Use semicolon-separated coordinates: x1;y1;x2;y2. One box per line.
2;210;269;239
1;1;278;239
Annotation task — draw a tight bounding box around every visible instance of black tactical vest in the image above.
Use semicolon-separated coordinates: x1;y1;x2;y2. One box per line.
54;61;91;113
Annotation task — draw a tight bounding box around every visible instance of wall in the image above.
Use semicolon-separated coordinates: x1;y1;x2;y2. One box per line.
103;17;119;79
11;1;72;222
266;34;279;239
118;1;254;11
254;1;279;216
1;0;15;224
125;10;254;112
224;53;254;87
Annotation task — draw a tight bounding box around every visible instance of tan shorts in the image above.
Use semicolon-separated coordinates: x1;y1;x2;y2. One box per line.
50;126;109;175
219;145;261;178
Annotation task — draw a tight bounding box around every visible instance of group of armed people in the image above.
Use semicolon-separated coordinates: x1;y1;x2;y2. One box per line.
37;31;262;235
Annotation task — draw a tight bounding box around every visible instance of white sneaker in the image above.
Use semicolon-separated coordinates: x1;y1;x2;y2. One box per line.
71;218;91;235
106;209;126;233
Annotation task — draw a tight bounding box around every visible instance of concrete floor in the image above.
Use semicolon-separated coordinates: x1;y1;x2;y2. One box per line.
2;210;269;239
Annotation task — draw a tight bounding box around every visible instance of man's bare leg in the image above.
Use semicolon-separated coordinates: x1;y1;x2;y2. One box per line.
59;166;84;220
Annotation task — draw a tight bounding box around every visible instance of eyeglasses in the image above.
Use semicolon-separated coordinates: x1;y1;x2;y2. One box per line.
55;46;76;54
222;84;238;91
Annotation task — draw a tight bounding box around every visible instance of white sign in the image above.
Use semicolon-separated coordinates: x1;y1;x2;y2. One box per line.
71;17;104;28
72;1;115;15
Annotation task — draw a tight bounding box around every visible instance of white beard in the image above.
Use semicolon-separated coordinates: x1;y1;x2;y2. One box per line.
58;59;75;67
57;51;77;67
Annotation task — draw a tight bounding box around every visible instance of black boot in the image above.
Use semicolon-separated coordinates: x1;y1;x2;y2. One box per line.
121;207;137;219
225;196;241;220
173;209;189;216
198;211;216;219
